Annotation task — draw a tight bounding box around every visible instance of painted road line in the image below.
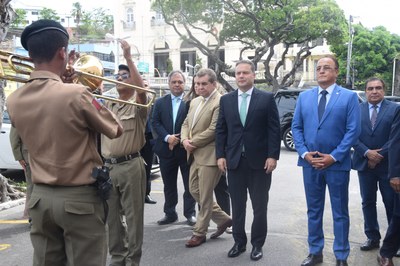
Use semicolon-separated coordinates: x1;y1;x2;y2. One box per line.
0;244;11;251
0;219;29;224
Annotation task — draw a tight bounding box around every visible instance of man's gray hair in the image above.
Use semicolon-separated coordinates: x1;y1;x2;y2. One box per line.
168;70;186;83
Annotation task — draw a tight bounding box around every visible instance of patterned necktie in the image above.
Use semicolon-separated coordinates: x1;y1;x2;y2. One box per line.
318;90;328;121
371;105;378;129
172;97;180;133
240;93;249;126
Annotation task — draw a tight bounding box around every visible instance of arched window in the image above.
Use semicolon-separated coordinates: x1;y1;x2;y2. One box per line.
127;8;134;23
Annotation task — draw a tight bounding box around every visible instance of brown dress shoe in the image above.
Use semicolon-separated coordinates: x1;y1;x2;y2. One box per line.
377;254;394;266
210;218;232;239
185;235;206;248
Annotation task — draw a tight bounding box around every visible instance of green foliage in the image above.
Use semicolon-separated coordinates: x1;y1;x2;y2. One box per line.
154;0;347;91
10;9;27;28
166;58;173;74
331;24;400;89
67;2;113;42
39;8;60;21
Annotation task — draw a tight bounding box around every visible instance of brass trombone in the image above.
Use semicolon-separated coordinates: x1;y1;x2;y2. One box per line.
0;50;156;108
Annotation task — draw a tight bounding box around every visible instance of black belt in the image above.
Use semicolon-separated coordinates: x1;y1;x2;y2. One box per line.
105;152;140;164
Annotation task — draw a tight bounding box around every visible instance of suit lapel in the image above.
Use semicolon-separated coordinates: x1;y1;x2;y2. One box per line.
245;88;259;127
373;99;388;132
361;102;373;134
312;88;320;123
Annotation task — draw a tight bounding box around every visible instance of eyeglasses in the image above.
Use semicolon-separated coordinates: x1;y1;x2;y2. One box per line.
114;73;130;80
316;66;336;72
366;86;383;91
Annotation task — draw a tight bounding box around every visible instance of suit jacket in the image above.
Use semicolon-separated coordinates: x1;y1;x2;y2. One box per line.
151;93;188;159
389;107;400;178
292;85;361;171
181;91;221;166
215;88;281;170
352;99;400;173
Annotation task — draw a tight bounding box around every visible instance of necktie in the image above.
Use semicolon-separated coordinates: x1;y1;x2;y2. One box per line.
240;93;249;126
371;105;378;129
172;97;180;133
318;90;328;121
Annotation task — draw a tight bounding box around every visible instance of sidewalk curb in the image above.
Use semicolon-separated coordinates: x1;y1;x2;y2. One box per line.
0;198;25;211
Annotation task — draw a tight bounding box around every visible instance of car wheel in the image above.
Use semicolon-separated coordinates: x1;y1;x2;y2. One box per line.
283;127;296;152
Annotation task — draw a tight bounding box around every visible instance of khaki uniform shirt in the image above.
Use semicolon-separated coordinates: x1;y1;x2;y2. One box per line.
101;96;148;158
6;70;121;186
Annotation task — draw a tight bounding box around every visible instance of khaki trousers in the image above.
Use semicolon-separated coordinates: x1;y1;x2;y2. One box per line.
29;184;107;266
189;159;230;236
107;157;146;266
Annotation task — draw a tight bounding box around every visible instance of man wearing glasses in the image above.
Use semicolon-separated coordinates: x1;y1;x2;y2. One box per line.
292;55;360;266
101;39;149;266
352;78;398;254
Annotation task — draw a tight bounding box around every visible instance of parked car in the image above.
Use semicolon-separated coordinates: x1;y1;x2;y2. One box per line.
384;95;400;104
0;110;22;171
274;88;305;151
274;88;366;152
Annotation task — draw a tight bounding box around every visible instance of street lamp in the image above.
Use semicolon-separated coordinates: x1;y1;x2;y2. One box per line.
345;15;354;88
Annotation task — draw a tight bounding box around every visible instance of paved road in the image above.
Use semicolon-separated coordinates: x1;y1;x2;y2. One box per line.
0;145;397;265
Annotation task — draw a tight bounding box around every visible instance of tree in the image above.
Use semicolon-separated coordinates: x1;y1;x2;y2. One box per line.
331;24;400;91
153;0;347;92
39;7;60;21
10;8;26;28
80;8;113;41
71;2;82;43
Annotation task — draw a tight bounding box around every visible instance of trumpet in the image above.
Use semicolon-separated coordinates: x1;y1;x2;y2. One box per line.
0;50;156;108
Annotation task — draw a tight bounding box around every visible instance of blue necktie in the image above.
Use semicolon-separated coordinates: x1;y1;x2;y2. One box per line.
318;90;328;121
172;97;180;133
240;93;249;126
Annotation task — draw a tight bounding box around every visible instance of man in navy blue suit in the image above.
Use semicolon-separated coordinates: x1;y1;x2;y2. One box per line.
352;77;398;252
378;108;400;266
292;55;360;266
151;70;196;226
216;60;281;261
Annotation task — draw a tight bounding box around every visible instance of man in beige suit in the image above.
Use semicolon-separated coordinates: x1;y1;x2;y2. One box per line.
181;68;232;248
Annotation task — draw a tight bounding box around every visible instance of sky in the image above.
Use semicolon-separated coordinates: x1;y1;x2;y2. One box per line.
11;0;400;35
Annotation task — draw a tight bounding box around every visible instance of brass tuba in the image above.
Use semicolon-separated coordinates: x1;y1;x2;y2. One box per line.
0;50;156;108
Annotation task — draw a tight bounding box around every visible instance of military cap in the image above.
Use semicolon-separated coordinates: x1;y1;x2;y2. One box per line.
118;64;130;72
21;19;69;50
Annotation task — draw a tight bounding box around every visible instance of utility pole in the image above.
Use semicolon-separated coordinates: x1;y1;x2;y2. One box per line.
345;15;354;88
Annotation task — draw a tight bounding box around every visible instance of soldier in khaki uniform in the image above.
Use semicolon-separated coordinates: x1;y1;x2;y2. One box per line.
101;40;148;266
6;19;123;266
9;126;32;220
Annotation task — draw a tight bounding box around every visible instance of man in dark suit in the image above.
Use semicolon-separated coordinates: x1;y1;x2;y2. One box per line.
378;109;400;266
215;60;281;261
292;55;361;266
352;77;398;251
152;70;196;225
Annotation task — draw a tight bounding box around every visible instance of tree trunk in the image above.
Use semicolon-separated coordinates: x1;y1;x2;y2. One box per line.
0;174;25;203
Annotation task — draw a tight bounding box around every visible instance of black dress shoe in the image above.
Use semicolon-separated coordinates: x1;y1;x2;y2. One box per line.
250;246;263;261
186;216;196;226
145;195;157;204
227;243;246;258
301;254;323;266
360;239;380;251
336;260;348;266
395;248;400;257
157;216;177;225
